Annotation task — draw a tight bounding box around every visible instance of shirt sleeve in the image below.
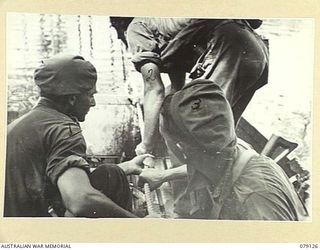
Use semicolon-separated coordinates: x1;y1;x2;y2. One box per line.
45;121;90;185
127;21;162;72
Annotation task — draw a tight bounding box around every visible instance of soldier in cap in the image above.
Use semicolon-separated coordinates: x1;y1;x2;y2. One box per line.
139;80;307;220
4;54;150;217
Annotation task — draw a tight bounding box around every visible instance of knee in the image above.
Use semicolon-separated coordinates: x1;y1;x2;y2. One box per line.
89;163;129;191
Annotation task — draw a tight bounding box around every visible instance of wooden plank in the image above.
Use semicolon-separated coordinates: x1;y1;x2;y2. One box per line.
236;117;296;177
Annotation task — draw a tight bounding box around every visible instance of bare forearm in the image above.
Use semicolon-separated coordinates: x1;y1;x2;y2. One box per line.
143;89;163;146
139;164;188;190
69;191;137;218
163;164;188;182
140;63;165;150
58;168;137;218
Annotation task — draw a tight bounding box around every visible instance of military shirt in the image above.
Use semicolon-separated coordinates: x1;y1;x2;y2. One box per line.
4;97;90;217
127;18;269;123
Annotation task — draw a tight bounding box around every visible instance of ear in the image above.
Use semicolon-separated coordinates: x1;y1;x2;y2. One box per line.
67;95;77;106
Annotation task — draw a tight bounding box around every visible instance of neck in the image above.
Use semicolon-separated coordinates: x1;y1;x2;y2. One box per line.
185;146;236;186
40;97;73;118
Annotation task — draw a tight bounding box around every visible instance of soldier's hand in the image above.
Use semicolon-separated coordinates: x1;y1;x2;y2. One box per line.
139;168;166;190
135;142;152;156
118;154;154;175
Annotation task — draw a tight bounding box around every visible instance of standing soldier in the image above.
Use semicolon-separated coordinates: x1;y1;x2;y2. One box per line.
111;17;269;156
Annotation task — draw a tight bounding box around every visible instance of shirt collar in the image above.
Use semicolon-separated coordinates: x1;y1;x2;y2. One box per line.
35;97;80;124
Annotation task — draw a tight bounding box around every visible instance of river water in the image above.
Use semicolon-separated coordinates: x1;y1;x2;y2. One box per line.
6;13;314;169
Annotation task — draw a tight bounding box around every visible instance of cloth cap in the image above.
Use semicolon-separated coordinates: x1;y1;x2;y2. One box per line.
161;79;236;185
34;55;97;96
167;79;236;154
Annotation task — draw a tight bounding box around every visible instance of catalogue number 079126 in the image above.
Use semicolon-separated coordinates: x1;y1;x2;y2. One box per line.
300;244;319;249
